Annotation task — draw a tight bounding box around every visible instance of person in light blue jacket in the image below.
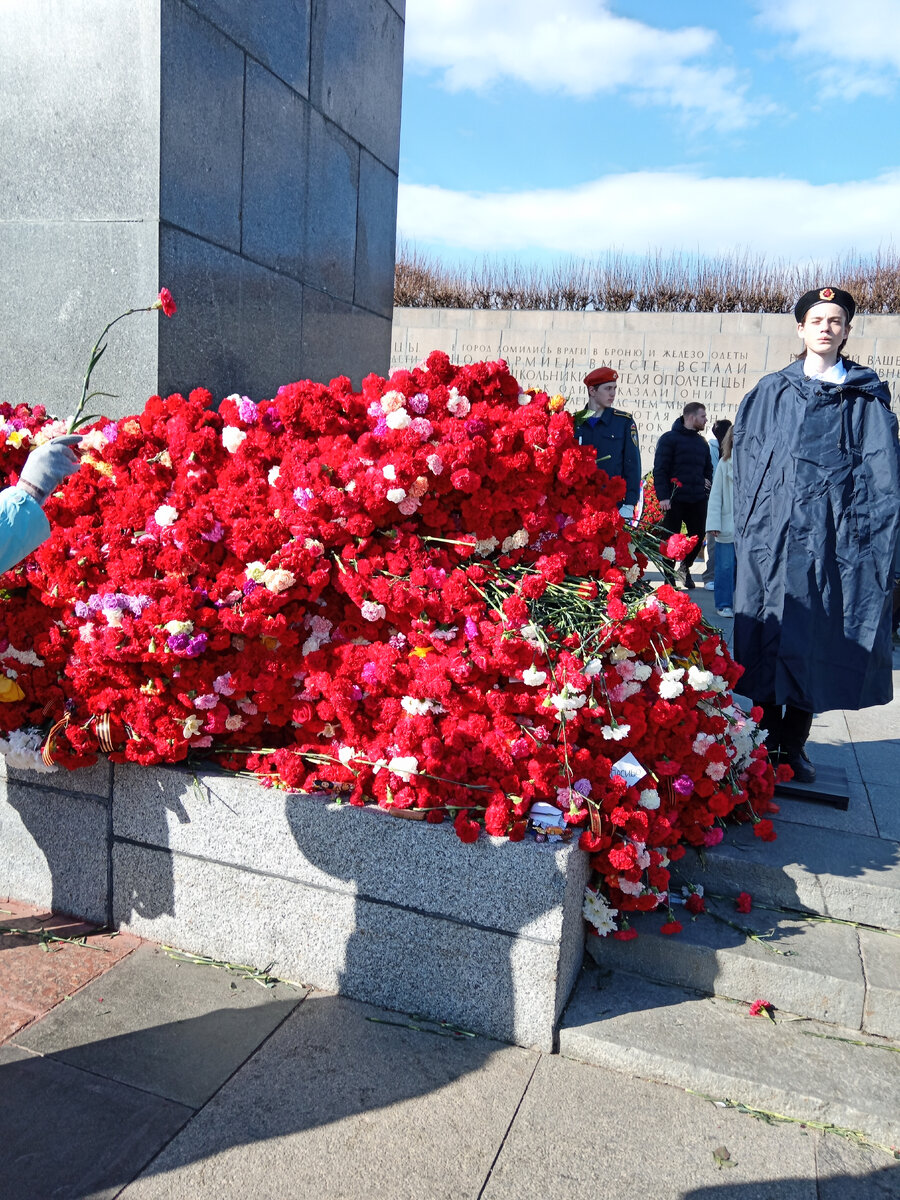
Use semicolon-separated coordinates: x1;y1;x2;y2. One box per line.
705;427;735;618
0;437;81;574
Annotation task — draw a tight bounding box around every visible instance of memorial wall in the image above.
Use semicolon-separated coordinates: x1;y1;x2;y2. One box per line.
392;309;900;468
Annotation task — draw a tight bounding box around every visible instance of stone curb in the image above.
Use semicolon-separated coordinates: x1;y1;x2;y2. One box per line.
559;967;900;1149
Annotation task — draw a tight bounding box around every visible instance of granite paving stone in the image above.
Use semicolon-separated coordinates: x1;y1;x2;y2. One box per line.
869;784;900;843
13;943;307;1108
482;1054;822;1200
119;992;538;1199
0;1044;193;1200
859;927;900;1040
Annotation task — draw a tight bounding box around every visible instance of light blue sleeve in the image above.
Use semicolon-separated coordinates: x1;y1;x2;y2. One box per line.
0;487;52;574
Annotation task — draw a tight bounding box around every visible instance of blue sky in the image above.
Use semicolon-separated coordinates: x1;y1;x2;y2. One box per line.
397;0;900;263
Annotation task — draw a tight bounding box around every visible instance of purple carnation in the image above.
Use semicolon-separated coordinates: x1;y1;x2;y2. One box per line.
242;580;257;595
201;521;224;543
408;393;430;414
102;422;118;442
373;418;389;437
184;633;208;657
167;633;190;652
464;616;478;640
261;408;283;433
466;418;488;438
74;600;90;619
293;487;314;510
673;774;695;796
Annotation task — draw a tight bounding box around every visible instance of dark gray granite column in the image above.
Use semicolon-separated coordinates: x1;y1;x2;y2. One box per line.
0;0;404;418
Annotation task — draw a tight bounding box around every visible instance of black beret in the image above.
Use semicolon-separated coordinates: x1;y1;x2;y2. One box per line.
794;286;856;323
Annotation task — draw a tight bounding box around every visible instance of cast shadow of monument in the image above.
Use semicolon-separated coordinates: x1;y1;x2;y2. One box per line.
282;793;576;1048
0;991;512;1196
3;762;182;935
1;783;576;1193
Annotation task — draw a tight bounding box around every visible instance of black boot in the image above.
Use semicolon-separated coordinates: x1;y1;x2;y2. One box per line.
780;705;816;783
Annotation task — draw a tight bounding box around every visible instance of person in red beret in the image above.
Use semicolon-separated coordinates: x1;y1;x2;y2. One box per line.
575;367;641;518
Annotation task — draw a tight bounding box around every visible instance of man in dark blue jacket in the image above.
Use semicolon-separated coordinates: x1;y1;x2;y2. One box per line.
574;367;641;517
653;402;713;587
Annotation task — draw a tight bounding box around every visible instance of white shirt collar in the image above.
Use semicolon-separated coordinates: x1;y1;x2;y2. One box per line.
804;359;848;384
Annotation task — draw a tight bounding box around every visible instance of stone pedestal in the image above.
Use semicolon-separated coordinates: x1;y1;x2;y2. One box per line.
0;761;588;1051
0;0;403;417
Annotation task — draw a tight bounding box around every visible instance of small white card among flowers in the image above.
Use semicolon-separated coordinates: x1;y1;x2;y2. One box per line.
611;752;647;788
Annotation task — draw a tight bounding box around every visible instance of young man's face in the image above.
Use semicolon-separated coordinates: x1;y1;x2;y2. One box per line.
684;407;707;431
588;382;617;410
798;303;849;358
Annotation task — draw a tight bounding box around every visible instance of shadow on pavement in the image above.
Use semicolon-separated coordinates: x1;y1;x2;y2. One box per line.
0;991;511;1198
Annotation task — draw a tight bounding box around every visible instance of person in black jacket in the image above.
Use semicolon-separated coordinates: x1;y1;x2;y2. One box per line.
653;402;713;587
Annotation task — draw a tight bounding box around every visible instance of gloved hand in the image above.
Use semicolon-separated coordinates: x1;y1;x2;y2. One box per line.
19;435;82;505
618;504;635;520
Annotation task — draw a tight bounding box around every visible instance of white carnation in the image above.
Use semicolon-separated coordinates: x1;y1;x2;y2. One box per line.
0;727;57;773
385;409;411;430
386;488;407;503
687;665;714;692
582;889;618;936
263;568;295;594
222;426;246;453
387;755;418;781
382;464;397;480
154;505;178;527
380;390;406;413
639;788;661;810
523;665;547;687
361;601;386;621
268;465;281;485
165;619;194;635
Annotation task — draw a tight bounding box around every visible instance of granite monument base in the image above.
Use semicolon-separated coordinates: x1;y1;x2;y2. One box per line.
0;762;588;1051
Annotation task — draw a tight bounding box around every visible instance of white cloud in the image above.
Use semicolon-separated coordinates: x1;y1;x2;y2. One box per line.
755;0;900;96
398;170;900;260
405;0;754;130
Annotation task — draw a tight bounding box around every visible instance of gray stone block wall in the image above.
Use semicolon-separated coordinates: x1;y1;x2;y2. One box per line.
0;0;403;419
0;761;588;1049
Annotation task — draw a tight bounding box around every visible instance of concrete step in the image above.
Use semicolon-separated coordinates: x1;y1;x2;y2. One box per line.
559;965;900;1150
677;819;900;932
587;899;900;1040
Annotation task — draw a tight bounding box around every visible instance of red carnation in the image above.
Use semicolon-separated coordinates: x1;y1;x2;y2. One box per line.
684;892;706;915
453;811;480;844
660;533;698;560
749;998;774;1018
660;919;682;935
735;892;753;914
153;287;177;317
753;819;777;842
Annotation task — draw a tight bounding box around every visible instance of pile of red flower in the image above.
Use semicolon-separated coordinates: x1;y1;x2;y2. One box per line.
0;353;778;927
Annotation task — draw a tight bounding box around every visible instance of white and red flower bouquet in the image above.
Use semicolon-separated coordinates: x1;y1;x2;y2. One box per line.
0;350;779;928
